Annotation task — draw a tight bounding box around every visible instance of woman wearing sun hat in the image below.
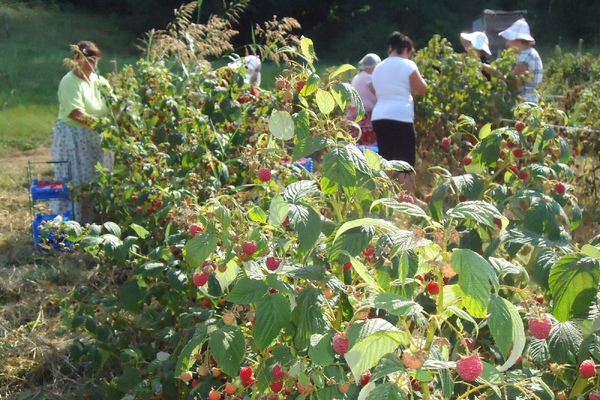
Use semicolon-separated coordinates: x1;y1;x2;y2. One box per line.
347;53;381;144
460;31;492;80
499;18;543;103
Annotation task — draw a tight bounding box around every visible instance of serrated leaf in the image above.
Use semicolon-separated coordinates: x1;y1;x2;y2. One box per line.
447;200;503;229
103;221;121;237
184;233;218;269
429;181;450;222
255;293;292;350
247;205;267;224
288;203;321;254
365;382;408;400
308;333;335;366
334;218;396;244
118;280;143;313
227;277;268;304
268;195;289;227
348;255;381;293
112;365;142;392
269;110;295;140
283;180;319;203
329;64;355;80
488;295;526;371
167;269;188;292
451;249;498;318
372;293;423;317
293;135;332;161
174;324;207;377
315;89;336;115
371;198;429;218
209;326;245;377
548;254;600;322
345;326;408;378
452;174;484;199
292;288;329;350
328;225;374;263
547;321;583;363
300;36;314;63
320;147;356;195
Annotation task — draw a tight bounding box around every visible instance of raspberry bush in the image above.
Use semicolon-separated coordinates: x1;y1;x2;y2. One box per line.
43;3;600;399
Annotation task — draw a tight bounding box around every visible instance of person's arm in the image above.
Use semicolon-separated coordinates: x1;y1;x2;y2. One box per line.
513;63;528;76
409;69;427;95
69;109;94;126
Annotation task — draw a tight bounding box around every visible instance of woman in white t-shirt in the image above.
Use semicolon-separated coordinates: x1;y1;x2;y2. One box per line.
371;32;427;193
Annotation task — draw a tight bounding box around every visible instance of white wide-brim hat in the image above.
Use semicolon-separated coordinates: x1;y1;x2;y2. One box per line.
460;31;492;56
499;18;535;42
358;53;381;69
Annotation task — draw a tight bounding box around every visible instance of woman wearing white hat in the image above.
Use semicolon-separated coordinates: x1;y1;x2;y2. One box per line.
460;31;492;80
499;18;543;103
347;53;381;144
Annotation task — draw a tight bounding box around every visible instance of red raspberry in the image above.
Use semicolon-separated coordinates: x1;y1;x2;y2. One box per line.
272;364;285;380
528;315;552;340
506;141;516;148
494;218;502;230
554;182;566;194
239;366;253;380
359;370;371;385
343;262;352;271
270;380;283;392
241;240;257;256
515;121;525;132
363;245;375;257
266;256;281;271
518;170;528;180
589;391;600;400
513;148;524;158
463;156;473;166
332;332;349;355
459;194;467;202
579;359;596;377
456;354;483;381
225;382;237;394
397;194;415;204
427;281;440;295
465;338;475;351
257;168;272;182
208;389;221;400
193;272;209;287
441;137;451;148
509;164;519;173
189;224;204;236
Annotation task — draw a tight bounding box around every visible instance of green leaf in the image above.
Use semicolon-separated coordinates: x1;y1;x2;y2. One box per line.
548;254;600;322
103;221;121;237
184;233;218;269
209;326;245;377
248;205;267;224
547;321;583;363
334;218;397;243
451;249;498;318
268;195;289;227
581;244;600;260
429;181;450;222
315;89;336;115
112;364;142;392
327;225;374;263
284;180;319;203
331;82;356;113
269;110;295;140
174;324;208;377
452;174;484;200
345;319;409;378
320;147;356;195
167;269;188;292
488;295;526;372
371;198;429;218
293;135;333;161
300;36;314;63
447;200;504;229
372;293;423;317
478;123;493;139
308;332;336;366
348;255;381;292
288;203;321;254
227;277;268;304
119;280;143;313
255;293;292;350
329;64;355;80
292;288;329;350
365;382;408;400
477;132;502;166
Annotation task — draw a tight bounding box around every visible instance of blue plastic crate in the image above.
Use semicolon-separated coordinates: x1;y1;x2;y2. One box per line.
357;144;379;153
30;179;70;201
32;212;73;252
281;157;313;173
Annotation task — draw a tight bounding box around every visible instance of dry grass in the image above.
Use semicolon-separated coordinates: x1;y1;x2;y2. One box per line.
0;147;104;399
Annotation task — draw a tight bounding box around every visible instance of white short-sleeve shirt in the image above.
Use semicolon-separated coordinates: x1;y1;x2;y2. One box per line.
371;57;418;123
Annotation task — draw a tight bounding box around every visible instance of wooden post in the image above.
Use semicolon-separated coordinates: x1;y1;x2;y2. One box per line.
110;60;118;73
577;38;583;54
